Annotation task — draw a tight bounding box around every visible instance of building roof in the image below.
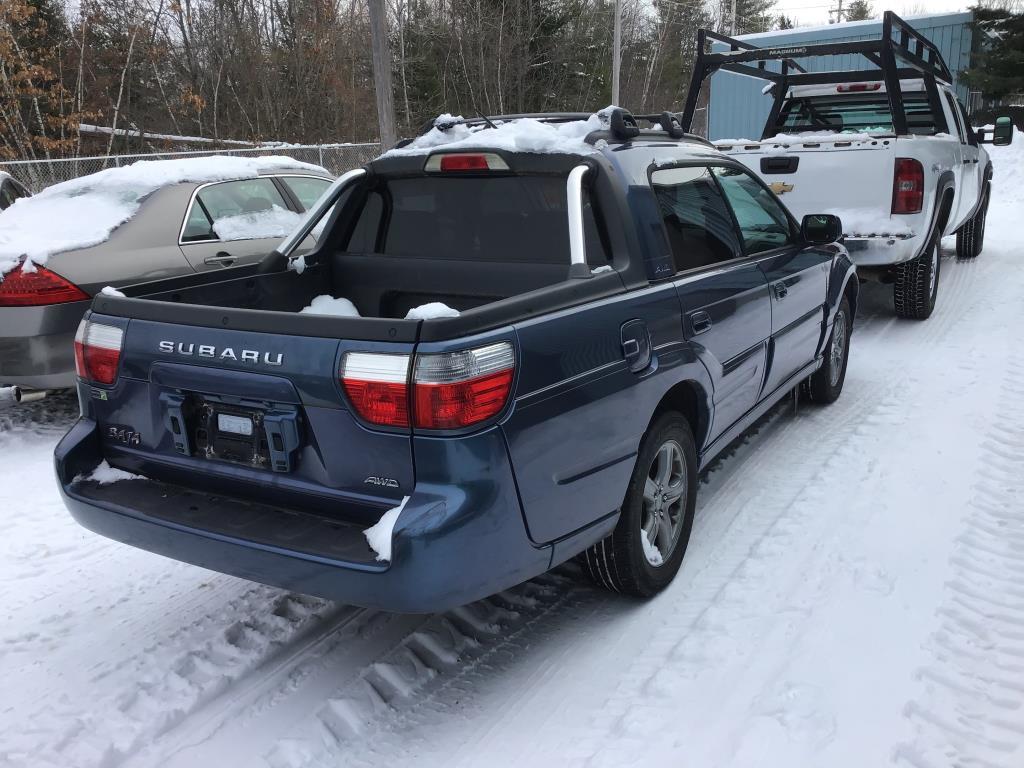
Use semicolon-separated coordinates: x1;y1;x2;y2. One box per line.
729;11;973;43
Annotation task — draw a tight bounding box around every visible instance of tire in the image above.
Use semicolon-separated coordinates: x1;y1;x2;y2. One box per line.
581;412;697;597
894;235;941;320
956;185;990;260
956;217;975;259
972;186;989;257
804;296;851;404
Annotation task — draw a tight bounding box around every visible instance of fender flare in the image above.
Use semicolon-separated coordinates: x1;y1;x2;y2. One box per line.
921;171;956;256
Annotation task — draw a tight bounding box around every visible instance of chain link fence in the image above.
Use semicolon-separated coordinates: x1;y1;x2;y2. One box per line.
0;143;382;193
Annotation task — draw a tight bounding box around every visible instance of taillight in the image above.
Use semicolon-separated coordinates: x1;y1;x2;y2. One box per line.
413;343;515;429
0;264;89;307
340;352;411;427
892;158;924;214
74;319;124;385
424;152;511;173
340;342;516;431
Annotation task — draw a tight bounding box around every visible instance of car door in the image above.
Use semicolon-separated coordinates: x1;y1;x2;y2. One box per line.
651;164;773;445
712;164;829;398
178;177;303;271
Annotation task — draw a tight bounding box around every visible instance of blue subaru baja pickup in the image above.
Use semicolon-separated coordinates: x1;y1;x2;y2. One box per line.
54;108;857;613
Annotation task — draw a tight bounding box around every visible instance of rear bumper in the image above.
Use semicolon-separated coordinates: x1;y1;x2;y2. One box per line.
54;419;553;613
843;235;920;267
0;301;87;389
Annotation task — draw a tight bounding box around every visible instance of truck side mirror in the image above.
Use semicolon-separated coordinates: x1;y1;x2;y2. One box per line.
978;116;1014;146
801;214;842;245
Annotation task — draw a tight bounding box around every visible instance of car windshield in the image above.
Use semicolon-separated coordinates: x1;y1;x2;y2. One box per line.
775;92;937;135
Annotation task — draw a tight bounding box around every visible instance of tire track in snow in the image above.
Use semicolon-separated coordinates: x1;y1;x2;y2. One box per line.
894;354;1024;768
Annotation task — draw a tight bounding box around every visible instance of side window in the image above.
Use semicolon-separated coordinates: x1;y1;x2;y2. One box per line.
181;178;290;243
650;165;741;273
944;92;967;143
283;176;331;210
346;191;384;252
955;99;978;146
712;166;795;255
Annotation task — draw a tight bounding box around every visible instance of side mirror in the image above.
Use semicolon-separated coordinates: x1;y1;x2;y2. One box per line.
801;214;842;245
978;116;1014;146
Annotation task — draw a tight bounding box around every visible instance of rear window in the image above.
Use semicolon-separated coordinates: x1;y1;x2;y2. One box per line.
345;176;609;265
776;92;937;135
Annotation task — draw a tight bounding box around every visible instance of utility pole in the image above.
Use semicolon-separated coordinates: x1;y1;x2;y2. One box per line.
612;0;622;105
367;0;397;147
828;0;845;24
730;0;737;35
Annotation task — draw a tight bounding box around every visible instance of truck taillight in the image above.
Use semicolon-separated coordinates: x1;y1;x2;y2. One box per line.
892;158;924;214
340;352;411;427
424;152;510;172
340;342;516;431
413;343;515;430
0;264;89;307
74;319;124;385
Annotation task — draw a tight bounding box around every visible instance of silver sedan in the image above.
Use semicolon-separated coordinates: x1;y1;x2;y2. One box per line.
0;164;332;390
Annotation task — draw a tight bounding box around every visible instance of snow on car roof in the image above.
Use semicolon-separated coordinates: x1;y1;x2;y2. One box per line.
0;155;328;277
382;108;615;158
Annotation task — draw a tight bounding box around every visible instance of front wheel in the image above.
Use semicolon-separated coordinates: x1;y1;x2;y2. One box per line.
894;236;940;320
804;296;851;404
581;412;697;597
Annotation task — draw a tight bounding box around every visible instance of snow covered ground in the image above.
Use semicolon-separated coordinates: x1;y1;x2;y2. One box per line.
2;138;1023;768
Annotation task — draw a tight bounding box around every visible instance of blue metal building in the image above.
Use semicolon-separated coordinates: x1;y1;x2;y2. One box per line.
708;12;974;140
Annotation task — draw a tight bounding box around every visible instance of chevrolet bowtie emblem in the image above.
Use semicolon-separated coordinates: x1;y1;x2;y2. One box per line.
769;181;794;195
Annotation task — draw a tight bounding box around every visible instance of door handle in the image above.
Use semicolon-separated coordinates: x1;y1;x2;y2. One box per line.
204;251;236;267
774;282;788;300
690;310;712;335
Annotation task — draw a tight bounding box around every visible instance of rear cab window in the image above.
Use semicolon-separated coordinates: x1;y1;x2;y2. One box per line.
776;92;938;135
343;175;609;266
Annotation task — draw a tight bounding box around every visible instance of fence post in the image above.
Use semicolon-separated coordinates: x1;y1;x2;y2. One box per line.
318;146;324;168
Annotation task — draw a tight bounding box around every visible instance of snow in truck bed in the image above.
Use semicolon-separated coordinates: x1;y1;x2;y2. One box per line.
0;155;328;277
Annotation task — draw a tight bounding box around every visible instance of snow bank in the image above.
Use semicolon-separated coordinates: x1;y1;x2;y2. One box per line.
212;204;302;241
825;208;913;238
983;127;1024;246
0;155;327;277
405;302;460;320
77;460;144;485
384;108;621;158
364;496;410;562
298;295;360;317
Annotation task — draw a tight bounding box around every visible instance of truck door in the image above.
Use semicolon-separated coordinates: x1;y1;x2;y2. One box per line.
650;164;772;444
711;165;828;397
947;94;981;230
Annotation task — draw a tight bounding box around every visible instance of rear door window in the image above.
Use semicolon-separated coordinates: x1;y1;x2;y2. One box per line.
181;178;294;242
712;166;796;255
282;176;332;210
346;176;608;265
650;165;741;272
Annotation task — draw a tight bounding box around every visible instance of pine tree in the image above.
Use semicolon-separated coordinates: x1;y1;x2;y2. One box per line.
963;6;1024;101
776;14;795;30
844;1;874;22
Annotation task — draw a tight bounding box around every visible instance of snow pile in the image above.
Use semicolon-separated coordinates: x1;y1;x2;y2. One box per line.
405;302;460;320
211;204;302;242
364;496;410;562
0;155;327;277
984;127;1023;246
641;532;663;566
100;286;126;297
77;460;144;485
384;108;620;157
716;130;894;147
825;208;913;238
298;295;360;317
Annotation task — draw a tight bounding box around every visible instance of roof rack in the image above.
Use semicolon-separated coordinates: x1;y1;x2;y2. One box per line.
409;109;715;148
679;10;954;138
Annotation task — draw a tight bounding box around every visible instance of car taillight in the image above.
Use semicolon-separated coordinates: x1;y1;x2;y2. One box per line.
424;152;511;172
0;264;89;307
340;342;516;431
340;352;411;427
74;319;124;385
892;158;924;214
413;342;515;430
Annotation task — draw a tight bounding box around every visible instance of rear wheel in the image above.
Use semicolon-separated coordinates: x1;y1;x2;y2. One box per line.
956;186;990;259
581;412;697;597
804;297;851;404
894;236;940;320
972;187;989;257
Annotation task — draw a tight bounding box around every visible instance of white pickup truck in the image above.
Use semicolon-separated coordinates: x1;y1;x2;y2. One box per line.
681;11;1015;319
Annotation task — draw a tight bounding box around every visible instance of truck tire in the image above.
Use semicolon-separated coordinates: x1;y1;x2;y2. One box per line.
894;236;940;320
956;186;990;259
803;297;851;404
956;217;975;259
581;412;697;597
